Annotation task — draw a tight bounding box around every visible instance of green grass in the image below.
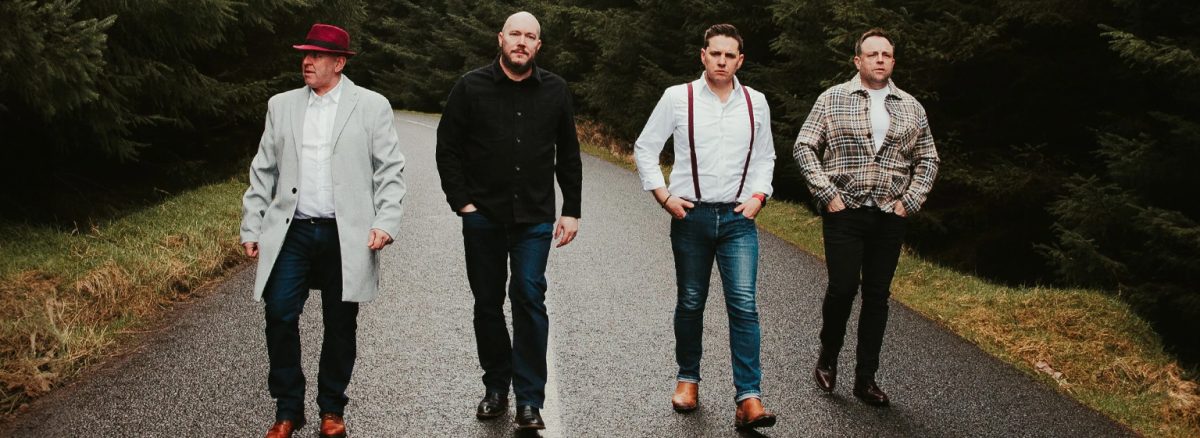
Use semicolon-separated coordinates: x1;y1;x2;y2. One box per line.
579;139;1199;437
0;177;246;413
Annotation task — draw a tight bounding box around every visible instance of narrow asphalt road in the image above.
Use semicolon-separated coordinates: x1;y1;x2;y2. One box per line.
3;112;1130;437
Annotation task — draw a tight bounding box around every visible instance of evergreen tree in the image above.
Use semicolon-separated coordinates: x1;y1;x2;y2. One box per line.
1;0;366;221
1041;0;1200;360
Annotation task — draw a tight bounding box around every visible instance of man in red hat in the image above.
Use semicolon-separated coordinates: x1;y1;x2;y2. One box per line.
240;23;407;438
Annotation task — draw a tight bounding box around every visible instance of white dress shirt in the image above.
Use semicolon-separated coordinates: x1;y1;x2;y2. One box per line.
295;76;344;219
634;74;776;203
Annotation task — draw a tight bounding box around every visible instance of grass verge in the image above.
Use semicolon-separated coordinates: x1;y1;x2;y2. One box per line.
578;123;1200;437
0;177;246;414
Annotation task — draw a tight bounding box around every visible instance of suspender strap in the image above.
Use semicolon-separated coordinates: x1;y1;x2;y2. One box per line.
735;85;755;199
686;82;701;200
685;82;757;202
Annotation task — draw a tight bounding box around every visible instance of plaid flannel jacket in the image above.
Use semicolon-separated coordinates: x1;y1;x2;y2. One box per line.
792;75;939;214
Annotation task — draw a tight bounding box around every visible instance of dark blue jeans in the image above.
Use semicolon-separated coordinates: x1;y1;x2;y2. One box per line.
263;221;359;423
461;212;553;408
819;207;906;379
670;203;763;402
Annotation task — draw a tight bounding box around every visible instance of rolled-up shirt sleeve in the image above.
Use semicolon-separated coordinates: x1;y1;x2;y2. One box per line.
633;89;676;191
743;93;776;200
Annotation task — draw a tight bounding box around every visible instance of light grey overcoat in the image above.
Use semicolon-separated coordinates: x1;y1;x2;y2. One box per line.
239;76;406;302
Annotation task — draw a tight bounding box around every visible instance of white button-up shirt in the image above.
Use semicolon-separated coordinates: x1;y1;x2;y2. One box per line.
295;76;344;219
634;74;776;203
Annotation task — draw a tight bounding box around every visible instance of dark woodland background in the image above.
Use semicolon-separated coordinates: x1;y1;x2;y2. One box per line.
2;0;1196;364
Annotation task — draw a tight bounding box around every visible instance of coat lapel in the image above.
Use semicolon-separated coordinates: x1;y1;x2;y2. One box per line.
291;88;306;164
330;76;361;151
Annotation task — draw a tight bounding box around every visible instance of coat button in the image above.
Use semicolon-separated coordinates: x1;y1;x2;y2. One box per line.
515;166;521;172
292;187;297;194
285;218;290;223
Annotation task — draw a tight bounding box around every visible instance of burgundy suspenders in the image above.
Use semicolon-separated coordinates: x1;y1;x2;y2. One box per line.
735;86;755;199
685;82;756;202
686;83;701;200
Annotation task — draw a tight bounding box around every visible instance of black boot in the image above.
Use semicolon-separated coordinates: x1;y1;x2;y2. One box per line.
476;391;508;419
514;405;545;430
813;347;838;393
852;377;890;406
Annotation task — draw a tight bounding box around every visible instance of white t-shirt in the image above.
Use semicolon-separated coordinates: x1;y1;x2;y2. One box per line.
867;87;890;154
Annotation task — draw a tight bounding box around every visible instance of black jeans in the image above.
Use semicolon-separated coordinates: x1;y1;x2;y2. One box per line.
818;207;907;379
461;212;553;408
262;221;359;423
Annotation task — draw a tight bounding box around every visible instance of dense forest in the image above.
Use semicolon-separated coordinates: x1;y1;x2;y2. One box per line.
1;0;1196;363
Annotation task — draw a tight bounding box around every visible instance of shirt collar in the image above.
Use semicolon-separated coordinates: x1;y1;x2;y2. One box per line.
697;72;743;97
308;75;345;106
490;56;544;84
849;73;900;99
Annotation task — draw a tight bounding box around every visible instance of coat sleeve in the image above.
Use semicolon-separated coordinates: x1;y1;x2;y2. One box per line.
240;100;280;244
899;106;939;214
368;95;407;239
435;78;472;213
555;88;583;218
791;93;839;209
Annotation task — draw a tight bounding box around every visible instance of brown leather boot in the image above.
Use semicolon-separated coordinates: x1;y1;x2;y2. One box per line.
734;397;777;430
264;420;299;438
670;381;699;413
814;347;838;392
319;413;347;438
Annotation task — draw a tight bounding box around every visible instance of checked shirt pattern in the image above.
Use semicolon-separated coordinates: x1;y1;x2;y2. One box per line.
792;75;939;214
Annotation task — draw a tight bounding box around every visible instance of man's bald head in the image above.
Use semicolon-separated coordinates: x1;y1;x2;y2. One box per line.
502;11;541;38
497;11;543;80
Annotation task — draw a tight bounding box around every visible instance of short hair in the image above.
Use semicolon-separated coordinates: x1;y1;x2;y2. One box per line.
855;28;895;56
703;24;743;52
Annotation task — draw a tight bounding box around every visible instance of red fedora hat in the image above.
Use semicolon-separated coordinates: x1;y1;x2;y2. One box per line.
293;23;356;57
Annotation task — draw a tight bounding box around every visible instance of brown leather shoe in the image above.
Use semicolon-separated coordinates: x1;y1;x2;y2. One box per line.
671;381;699;413
734;397;777;430
814;348;838;393
319;413;347;438
853;379;891;407
265;420;299;438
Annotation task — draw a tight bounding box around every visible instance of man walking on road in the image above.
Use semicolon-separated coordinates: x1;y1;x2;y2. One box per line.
435;11;582;431
792;28;939;407
240;23;406;438
633;24;778;430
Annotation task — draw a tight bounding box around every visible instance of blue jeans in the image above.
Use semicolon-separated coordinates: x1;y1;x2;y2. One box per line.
461;212;552;408
670;203;763;402
262;220;359;423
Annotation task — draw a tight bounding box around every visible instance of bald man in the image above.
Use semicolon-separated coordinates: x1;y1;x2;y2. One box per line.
436;11;582;431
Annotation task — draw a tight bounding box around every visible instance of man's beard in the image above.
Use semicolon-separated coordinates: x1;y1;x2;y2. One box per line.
500;49;535;75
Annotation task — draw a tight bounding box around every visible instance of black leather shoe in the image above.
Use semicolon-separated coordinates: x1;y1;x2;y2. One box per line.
514;405;545;430
813;348;837;393
476;391;508;419
852;380;890;406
